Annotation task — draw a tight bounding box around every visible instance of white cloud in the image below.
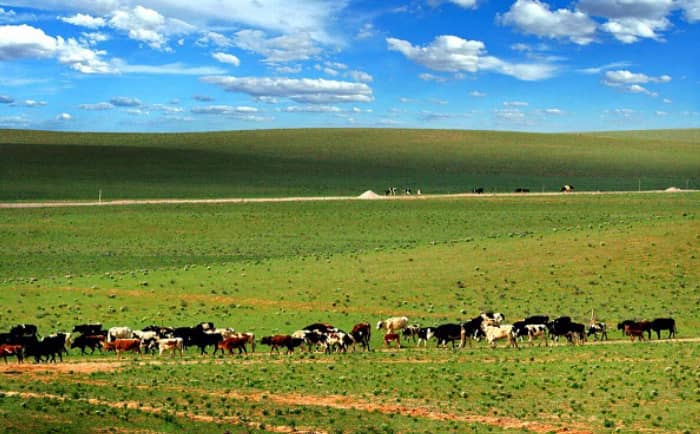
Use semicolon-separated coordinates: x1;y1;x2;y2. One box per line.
504;101;528;107
81;31;109;46
626;84;657;96
578;61;631;74
419;72;449;82
604;69;671;85
60;13;106;29
500;0;597;45
469;90;486;97
109;5;195;51
21;99;47;107
80;102;114;110
149;104;183;113
347;70;373;83
679;0;700;22
600;16;670;43
234;29;321;63
110;96;141;107
663;98;672;104
55;112;72;121
543;108;563;115
0;95;14;103
282;105;342;113
191;105;259;114
201;75;374;104
110;59;225;75
196;31;233;48
276;65;302;74
579;0;674;43
124;108;148;116
655;110;668;116
386;35;557;81
356;23;376;40
428;0;479;9
212;52;240;67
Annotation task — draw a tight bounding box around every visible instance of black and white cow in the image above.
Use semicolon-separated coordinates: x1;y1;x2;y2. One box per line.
587;322;608;341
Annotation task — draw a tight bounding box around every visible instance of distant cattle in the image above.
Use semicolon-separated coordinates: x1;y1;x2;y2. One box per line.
261;335;304;354
383;333;401;348
514;187;530;193
650;318;676;339
560;185;575;192
351;323;371;352
377;316;409;334
24;333;69;363
303;323;336;334
472;187;484;194
72;323;104;336
587;322;608;341
103;338;141;358
429;323;462;349
325;331;354;353
0;344;24;364
217;336;249;355
484;325;517;349
71;335;105;355
10;324;37;338
158;338;184;357
190;330;223;355
616;320;637;336
107;326;133;342
624;324;646;341
460;316;486;347
402;325;421;343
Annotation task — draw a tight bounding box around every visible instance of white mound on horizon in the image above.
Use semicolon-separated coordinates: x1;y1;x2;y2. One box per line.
358;190;382;199
665;187;682;192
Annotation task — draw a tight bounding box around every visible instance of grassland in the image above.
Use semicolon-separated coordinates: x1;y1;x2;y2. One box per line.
1;192;698;433
2;128;699;200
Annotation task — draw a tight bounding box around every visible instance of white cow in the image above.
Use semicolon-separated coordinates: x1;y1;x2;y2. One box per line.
377;316;409;334
107;326;133;342
157;338;184;357
484;325;518;349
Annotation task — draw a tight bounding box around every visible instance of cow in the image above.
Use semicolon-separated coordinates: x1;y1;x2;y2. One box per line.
472;187;484;194
190;330;223;355
429;323;462;349
107;326;133;343
616;320;637;336
415;327;435;347
587;322;608;341
523;315;549;326
260;335;304;354
103;338;141;358
624;324;646;341
217;336;248;355
402;324;421;343
560;185;575;192
72;323;104;336
10;324;38;338
460;316;486;347
325;331;354;353
303;323;336;334
24;334;69;363
292;330;326;352
650;318;677;339
481;312;505;324
0;344;23;364
514;187;530;193
351;323;371;352
383;333;401;348
484;325;518;349
70;335;105;355
377;316;409;334
157;338;184;357
566;323;587;344
141;325;175;339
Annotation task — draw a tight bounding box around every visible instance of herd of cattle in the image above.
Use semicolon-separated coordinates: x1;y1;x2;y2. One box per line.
0;312;678;363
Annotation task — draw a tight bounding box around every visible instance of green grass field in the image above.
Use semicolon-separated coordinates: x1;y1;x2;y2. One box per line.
1;192;698;433
2;128;698;200
1;128;698;433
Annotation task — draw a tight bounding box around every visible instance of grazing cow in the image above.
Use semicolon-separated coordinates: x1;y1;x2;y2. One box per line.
460;316;486;347
383;333;401;348
377;316;409;335
650;318;677;339
103;338;141;358
0;344;24;364
429;323;463;349
156;338;184;357
472;187;484;194
217;336;248;355
415;327;435;347
525;324;548;346
351;323;371;352
402;324;421;343
523;315;549;326
190;331;223;355
587;322;608;341
72;323;104;336
260;335;304;354
566;323;587;344
325;331;354;353
107;326;133;343
292;330;325;352
484;325;518;349
514;187;530;193
616;320;637;336
70;335;105;355
624;324;646;341
560;185;575;192
24;334;69;363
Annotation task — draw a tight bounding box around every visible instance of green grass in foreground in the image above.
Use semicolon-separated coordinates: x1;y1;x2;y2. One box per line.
1;128;698;200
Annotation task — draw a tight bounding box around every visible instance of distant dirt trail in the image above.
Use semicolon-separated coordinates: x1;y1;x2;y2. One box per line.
0;189;696;209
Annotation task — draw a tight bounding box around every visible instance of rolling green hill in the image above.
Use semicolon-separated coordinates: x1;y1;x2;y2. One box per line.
1;128;698;200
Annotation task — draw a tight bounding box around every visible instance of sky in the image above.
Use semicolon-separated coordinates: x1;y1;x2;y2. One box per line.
0;0;698;132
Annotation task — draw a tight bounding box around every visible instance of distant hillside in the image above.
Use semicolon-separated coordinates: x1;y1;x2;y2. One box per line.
1;128;698;200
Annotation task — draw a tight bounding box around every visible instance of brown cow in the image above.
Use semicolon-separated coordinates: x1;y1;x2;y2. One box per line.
260;335;304;354
217;336;249;355
624;324;646;341
0;344;23;363
383;333;401;348
351;322;371;352
103;338;141;358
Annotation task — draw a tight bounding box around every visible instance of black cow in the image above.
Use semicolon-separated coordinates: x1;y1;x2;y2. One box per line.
523;315;549;325
650;318;676;339
472;187;484;194
72;323;104;336
142;325;175;339
514;187;530;193
415;327;435;347
587;322;608;341
351;323;371;352
10;324;38;338
430;324;462;349
71;335;105;355
190;330;223;355
460;316;486;346
547;316;572;341
303;323;336;333
24;333;69;363
616;320;637;336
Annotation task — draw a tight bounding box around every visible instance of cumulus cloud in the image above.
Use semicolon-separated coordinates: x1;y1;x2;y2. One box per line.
347;70;372;83
0;95;14;103
578;0;674;43
212;52;240;66
191;105;258;114
110;59;225;75
80;102;114;110
387;35;557;81
196;31;233;48
428;0;479;9
110;96;141;107
21;99;47;107
0;24;114;73
603;69;671;85
499;0;597;45
109;5;195;51
281;105;342;113
356;23;376;40
234;29;321;63
419;73;449;82
201;75;374;104
59;13;106;29
55;112;72;121
469;91;486;97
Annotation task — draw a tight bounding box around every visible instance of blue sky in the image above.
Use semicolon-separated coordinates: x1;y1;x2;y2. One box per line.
0;0;698;132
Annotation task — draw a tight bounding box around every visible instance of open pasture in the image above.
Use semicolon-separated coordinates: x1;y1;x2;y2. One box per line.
1;192;699;433
2;128;699;200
